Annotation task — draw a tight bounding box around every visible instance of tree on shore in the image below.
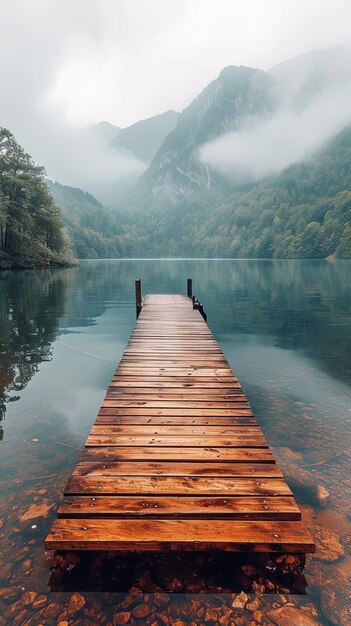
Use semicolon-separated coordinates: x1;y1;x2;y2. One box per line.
0;127;75;268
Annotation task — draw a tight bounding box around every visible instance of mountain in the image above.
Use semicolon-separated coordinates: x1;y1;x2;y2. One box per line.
268;44;351;112
136;66;279;205
47;180;125;258
191;125;351;258
45;49;351;260
116;125;351;258
90;121;121;144
110;110;179;162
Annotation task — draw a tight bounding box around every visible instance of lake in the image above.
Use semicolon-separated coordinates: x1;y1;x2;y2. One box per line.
0;259;350;625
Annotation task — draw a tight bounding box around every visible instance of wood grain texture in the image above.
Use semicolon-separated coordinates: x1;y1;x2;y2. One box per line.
78;446;276;462
64;476;291;496
58;495;300;520
45;292;314;555
72;461;283;477
45;519;315;552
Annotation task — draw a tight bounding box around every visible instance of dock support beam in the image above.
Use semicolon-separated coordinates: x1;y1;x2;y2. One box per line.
135;279;142;318
187;278;193;298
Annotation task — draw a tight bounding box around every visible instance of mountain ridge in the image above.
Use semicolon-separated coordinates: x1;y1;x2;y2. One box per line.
135;65;279;205
111;109;179;162
42;47;351;260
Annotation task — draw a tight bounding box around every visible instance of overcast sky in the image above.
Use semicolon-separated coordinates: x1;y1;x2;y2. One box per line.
0;0;350;198
1;0;350;129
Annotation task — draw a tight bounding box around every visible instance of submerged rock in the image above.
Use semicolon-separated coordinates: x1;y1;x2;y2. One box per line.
113;611;131;625
67;592;86;614
274;554;305;575
316;485;330;508
231;592;248;609
19;502;54;534
311;526;345;562
321;581;351;626
268;604;320;626
277;455;329;508
132;603;154;618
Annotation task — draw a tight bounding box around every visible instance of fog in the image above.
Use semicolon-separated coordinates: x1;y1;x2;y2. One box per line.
198;46;351;181
0;0;147;202
1;0;351;200
34;122;146;201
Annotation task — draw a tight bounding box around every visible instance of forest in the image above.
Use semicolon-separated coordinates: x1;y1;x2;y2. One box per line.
0;128;76;269
112;126;351;258
1;125;351;265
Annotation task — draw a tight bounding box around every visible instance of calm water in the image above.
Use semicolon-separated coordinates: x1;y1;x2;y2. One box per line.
0;259;350;625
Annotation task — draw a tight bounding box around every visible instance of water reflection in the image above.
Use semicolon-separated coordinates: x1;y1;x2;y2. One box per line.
3;258;349;423
0;270;77;434
0;259;350;626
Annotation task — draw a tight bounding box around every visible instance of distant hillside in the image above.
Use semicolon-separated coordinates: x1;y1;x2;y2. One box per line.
47;181;125;258
192;126;351;258
111;110;179;162
118;126;351;258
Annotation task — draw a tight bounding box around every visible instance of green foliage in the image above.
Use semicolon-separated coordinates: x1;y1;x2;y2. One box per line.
0;127;76;268
47;180;128;258
118;126;351;258
4;121;349;263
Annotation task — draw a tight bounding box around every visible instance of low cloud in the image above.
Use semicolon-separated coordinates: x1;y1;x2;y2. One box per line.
0;0;147;205
198;46;351;181
39;121;146;195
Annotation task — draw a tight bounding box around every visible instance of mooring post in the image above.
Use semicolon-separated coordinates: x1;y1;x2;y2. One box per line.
135;279;142;318
187;278;193;298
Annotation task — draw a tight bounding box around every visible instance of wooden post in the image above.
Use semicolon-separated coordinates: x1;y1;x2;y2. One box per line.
135;279;142;318
187;278;193;298
199;302;207;322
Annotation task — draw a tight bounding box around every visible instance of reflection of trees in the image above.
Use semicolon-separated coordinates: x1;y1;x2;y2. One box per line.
73;259;351;385
1;259;350;440
76;259;351;386
96;258;350;385
194;259;351;385
0;269;77;431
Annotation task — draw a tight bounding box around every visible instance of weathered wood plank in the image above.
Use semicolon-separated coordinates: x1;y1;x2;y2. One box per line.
58;496;300;520
78;446;276;462
90;425;261;436
45;519;314;552
64;476;290;496
72;461;282;477
106;387;249;394
99;398;256;414
85;435;268;447
102;400;249;407
95;416;257;425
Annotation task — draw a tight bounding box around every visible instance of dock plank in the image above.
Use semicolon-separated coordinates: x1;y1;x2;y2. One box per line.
46;519;314;552
58;496;300;520
65;476;291;496
72;461;283;477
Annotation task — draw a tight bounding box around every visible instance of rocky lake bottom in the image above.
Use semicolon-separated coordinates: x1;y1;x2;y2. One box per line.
0;259;350;625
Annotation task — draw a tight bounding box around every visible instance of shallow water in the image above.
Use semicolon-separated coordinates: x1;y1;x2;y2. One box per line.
0;259;350;625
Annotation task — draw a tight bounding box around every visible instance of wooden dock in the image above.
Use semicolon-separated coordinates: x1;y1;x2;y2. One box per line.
45;287;314;554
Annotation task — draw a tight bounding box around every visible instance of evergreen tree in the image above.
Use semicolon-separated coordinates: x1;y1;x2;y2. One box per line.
0;127;76;268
